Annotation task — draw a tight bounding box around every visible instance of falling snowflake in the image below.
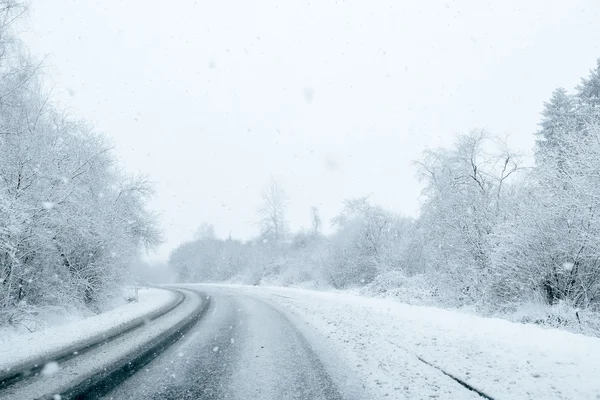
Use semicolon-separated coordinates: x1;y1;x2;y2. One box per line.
212;346;219;352
41;362;60;376
563;262;574;272
42;202;55;210
230;338;235;344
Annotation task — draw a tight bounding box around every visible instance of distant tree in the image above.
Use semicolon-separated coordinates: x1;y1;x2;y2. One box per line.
195;223;216;240
258;177;288;242
310;206;322;236
326;197;410;288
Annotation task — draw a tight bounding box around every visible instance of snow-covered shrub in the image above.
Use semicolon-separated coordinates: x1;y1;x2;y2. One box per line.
504;299;600;337
326;198;412;289
227;272;256;285
260;266;300;286
360;271;439;306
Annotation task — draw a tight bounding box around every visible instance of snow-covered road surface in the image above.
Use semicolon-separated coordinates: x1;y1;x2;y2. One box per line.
0;288;204;400
105;288;357;399
197;284;600;400
104;285;490;400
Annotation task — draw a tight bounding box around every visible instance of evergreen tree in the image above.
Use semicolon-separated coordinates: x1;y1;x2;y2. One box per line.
534;88;575;167
576;58;600;110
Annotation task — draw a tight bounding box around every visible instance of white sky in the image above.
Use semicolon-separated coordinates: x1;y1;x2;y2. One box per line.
22;0;600;261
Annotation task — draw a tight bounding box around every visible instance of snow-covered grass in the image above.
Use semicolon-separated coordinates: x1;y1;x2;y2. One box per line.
204;284;600;400
0;287;176;375
501;300;600;337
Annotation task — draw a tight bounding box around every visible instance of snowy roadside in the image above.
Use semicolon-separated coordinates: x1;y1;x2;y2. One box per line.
0;287;176;375
203;284;600;400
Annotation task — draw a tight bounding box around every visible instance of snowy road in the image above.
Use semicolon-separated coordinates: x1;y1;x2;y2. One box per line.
103;284;600;400
103;288;358;400
100;285;493;400
6;283;587;399
190;285;600;400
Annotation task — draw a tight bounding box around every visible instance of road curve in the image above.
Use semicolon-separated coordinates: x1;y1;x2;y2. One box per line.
0;288;184;391
102;286;363;400
0;288;205;400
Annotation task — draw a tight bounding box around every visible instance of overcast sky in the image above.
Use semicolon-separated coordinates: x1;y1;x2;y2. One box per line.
22;0;600;261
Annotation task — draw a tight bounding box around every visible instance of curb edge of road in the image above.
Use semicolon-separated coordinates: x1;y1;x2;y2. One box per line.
0;287;184;390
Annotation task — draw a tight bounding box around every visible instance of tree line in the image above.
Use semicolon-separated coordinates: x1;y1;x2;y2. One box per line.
170;59;600;330
0;1;159;330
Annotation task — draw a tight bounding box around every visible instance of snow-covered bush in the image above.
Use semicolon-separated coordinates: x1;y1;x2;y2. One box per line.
325;198;412;289
360;271;438;306
503;299;600;337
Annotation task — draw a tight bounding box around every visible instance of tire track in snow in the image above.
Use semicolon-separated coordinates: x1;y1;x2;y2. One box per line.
385;339;495;400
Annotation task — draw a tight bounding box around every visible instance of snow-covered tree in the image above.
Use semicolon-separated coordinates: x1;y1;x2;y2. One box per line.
576;58;600;112
310;206;322;236
414;131;522;305
492;76;600;310
535;88;575;168
326;197;411;288
258;177;288;242
0;2;160;328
